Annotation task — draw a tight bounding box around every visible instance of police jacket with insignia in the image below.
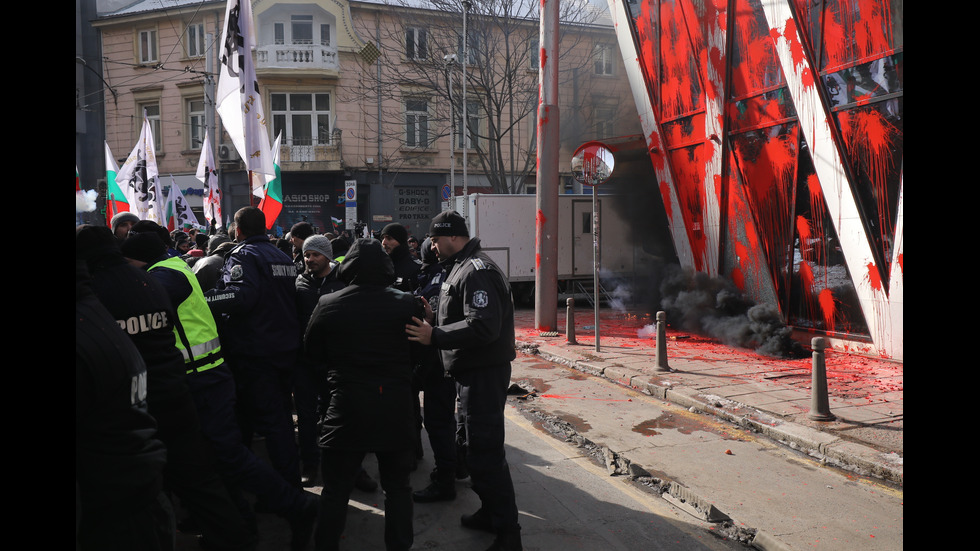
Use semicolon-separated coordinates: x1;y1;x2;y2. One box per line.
76;270;167;512
83;250;195;425
431;238;516;373
205;235;300;360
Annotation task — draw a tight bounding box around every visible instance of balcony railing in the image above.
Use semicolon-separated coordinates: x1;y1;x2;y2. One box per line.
256;44;338;71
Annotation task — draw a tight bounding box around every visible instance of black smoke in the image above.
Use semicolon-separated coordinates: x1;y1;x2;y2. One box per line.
654;265;806;358
602;140;805;359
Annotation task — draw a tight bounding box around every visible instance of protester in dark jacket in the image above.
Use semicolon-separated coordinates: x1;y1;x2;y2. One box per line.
304;238;423;551
380;223;421;293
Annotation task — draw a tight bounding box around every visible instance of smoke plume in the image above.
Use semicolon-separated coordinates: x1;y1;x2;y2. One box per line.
651;264;806;358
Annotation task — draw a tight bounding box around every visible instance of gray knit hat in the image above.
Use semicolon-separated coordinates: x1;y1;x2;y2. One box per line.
110;212;140;235
302;234;334;259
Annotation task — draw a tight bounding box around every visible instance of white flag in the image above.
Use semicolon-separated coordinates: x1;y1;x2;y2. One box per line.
116;112;165;224
216;0;275;196
196;130;223;227
165;175;199;232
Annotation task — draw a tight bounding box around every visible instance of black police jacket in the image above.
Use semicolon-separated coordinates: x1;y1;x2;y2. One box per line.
431;238;516;373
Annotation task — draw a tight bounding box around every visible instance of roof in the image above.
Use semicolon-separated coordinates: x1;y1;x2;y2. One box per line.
97;0;612;27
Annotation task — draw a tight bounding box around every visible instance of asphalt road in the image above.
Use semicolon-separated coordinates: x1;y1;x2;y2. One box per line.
176;352;902;550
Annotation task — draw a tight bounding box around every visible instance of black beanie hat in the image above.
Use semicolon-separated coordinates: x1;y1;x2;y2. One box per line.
381;223;409;245
291;221;315;240
121;221;168;263
428;210;469;237
76;224;121;262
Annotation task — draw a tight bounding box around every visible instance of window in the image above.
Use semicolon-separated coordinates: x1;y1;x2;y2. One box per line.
459;100;480;149
138;29;158;64
271;92;332;146
186;23;206;58
292;15;313;44
405;99;429;147
595;105;616;139
594;44;615;76
320;24;331;47
458;32;480;65
529;38;539;71
274;22;285;45
139;103;162;152
406;27;427;60
187;99;206;149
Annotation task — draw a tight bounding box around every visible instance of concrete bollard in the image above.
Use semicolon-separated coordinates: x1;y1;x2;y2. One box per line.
654;311;671;371
566;298;576;344
807;337;836;421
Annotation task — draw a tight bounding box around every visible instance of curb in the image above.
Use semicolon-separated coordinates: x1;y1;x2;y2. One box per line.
518;340;904;487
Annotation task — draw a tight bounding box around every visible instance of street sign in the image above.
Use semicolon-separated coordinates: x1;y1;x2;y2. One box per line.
345;180;357;228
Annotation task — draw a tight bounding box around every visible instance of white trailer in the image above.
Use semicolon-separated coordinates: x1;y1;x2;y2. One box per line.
451;194;648;302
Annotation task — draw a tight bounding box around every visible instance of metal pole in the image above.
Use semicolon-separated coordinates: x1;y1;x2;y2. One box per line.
461;0;470;221
655;311;671;371
534;0;559;331
566;298;576;344
592;182;600;352
448;60;455;204
205;31;218;230
808;337;836;421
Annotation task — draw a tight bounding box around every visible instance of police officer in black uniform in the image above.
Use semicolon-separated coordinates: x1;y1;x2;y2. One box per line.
406;211;522;551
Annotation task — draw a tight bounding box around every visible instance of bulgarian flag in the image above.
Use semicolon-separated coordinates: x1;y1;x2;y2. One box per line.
258;132;283;230
104;142;130;224
331;216;343;230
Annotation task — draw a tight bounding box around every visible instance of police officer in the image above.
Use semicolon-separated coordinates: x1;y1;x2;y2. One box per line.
205;206;303;484
121;221;317;550
79;223;257;550
406;211;522;551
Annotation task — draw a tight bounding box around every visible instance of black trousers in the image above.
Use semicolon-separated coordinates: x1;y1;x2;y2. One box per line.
422;367;458;477
454;364;520;531
316;448;415;551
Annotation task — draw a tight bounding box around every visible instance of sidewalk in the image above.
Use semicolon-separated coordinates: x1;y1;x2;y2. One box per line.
512;306;903;487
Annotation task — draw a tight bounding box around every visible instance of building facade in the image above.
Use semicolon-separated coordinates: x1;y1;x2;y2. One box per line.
93;0;640;238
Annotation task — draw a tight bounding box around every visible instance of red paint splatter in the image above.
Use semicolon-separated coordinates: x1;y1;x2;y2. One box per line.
866;262;882;291
818;287;836;328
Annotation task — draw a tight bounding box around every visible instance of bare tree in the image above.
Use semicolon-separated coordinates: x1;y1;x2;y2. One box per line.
346;0;609;194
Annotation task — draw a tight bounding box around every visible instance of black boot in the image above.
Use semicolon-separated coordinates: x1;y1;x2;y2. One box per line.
460;508;495;533
413;479;456;503
485;526;523;551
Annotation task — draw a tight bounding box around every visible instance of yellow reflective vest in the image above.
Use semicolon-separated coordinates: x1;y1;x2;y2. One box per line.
149;256;224;374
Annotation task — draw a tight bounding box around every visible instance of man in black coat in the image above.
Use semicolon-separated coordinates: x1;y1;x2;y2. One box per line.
305;238;423;551
380;223;421;293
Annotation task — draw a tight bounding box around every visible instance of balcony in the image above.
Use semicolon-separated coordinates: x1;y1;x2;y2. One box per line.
256;43;339;75
279;130;343;171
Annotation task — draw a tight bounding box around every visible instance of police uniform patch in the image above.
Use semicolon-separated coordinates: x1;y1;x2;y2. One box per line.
230;264;244;282
472;290;488;308
470;258;488;270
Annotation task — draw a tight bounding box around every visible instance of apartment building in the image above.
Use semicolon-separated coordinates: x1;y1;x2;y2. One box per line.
94;0;639;237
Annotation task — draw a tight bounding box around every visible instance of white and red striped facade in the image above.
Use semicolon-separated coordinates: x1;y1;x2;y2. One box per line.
607;0;902;359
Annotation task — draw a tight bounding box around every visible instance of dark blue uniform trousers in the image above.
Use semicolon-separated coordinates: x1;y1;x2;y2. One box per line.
454;364;520;532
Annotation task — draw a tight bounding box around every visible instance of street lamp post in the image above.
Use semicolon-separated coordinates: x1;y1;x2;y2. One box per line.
461;0;470;221
444;54;457;208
